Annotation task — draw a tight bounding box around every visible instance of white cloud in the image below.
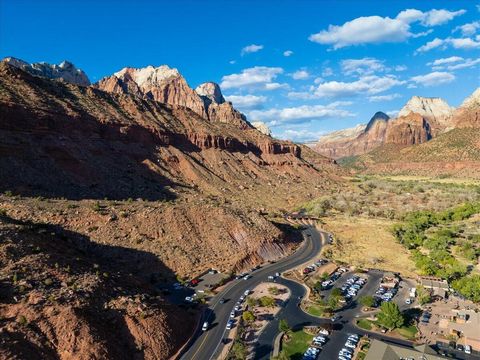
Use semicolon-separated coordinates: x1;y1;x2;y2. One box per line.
410;71;455;87
229;60;236;65
241;44;264;56
264;82;289;90
368;93;402;102
249;102;354;123
440;58;480;71
397;8;466;26
220;66;284;89
341;57;386;76
279;129;327;143
291;70;310;80
416;37;480;53
314;75;405;98
428;56;464;66
309;15;411;49
420;9;466;26
224;94;267;110
453;21;480;36
283;50;294;57
394;65;408;71
309;8;465;49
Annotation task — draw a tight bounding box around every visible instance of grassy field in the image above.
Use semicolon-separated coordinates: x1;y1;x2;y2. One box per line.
396;325;418;340
323;216;417;277
305;304;328;317
357;319;373;330
370;175;480;186
280;330;314;360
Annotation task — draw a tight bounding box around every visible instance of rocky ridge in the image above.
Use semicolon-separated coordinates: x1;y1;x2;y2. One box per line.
96;65;249;128
4;57;90;86
310;96;457;159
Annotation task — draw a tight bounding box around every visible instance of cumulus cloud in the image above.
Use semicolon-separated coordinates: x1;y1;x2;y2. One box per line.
368;93;402;102
241;44;264;55
453;21;480;36
249;102;354;123
416;37;480;53
279;129;327;143
309;8;465;49
410;71;455;87
314;75;405;98
341;57;386;76
309;15;411;49
220;66;284;89
428;56;464;66
283;50;294;57
224;94;267;110
291;70;310;80
433;58;480;71
288;75;404;99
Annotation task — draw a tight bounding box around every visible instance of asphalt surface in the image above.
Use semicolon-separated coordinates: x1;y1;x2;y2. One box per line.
180;224;326;360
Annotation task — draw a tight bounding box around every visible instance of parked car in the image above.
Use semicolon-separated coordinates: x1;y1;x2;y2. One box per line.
318;328;330;336
465;345;472;354
243;274;251;280
202;321;209;331
244;289;250;296
226;319;234;330
230;311;236;318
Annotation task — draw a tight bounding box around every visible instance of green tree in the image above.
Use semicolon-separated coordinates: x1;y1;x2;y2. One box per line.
242;310;255;323
246;297;257;308
259;296;276;308
377;302;404;330
359;295;375;308
327;295;340;310
331;288;343;297
279;318;291;334
268;286;279;295
231;340;247;360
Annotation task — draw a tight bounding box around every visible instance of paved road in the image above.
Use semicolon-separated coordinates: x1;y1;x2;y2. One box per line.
180;224;327;360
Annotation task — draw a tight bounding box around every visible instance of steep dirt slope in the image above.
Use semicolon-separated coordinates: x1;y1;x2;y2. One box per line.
0;213;193;360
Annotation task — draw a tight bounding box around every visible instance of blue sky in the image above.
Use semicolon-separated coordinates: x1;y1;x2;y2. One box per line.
1;0;479;142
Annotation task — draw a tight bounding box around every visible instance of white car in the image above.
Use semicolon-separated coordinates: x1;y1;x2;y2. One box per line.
318;328;329;336
185;296;193;302
345;341;356;349
465;345;472;354
226;320;234;330
230;311;236;318
202;321;209;331
244;289;250;296
243;275;251;280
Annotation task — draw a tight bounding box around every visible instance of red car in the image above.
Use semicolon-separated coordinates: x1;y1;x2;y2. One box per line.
189;279;200;286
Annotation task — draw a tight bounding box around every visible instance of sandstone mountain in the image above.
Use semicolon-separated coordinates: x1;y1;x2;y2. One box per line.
4;57;90;86
0;59;340;274
310;96;455;159
340;88;480;178
96;65;248;128
0;58;342;359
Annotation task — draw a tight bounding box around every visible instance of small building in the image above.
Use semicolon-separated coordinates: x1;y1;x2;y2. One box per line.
365;339;444;360
381;272;400;288
419;276;449;298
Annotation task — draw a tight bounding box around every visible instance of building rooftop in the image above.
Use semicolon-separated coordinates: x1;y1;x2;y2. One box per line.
365;339;444;360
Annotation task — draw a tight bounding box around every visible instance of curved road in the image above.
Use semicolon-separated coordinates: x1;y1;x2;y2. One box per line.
180;223;327;360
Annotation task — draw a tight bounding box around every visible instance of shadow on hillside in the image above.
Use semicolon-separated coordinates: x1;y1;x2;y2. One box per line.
0;213;196;359
0;102;185;201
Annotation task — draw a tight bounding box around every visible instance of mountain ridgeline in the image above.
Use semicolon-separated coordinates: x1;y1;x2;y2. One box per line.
310;90;480;164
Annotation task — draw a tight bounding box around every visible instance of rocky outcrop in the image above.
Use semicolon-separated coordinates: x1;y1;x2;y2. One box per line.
311;98;453;159
3;57;90;86
452;88;480;128
384;113;432;145
398;95;454;131
251;121;272;136
96;66;250;129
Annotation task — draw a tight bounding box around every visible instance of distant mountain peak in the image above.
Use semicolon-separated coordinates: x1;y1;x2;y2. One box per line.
113;65;181;87
195;82;225;105
365;111;390;132
2;57;90;86
398;95;453;125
